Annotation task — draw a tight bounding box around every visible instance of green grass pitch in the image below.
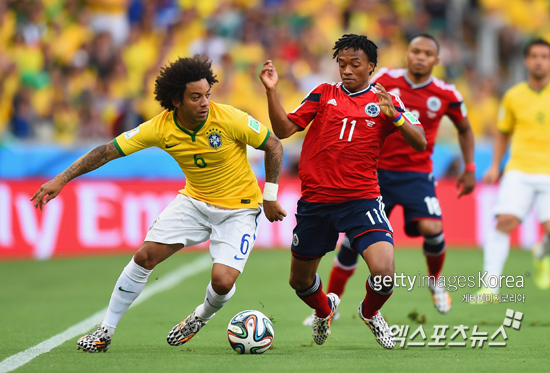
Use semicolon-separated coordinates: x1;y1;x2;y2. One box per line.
0;248;548;372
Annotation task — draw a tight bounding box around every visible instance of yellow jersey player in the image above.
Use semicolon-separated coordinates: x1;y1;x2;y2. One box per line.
30;56;287;352
483;39;550;293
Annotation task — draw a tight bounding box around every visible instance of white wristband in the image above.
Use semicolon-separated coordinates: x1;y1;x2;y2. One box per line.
263;182;278;201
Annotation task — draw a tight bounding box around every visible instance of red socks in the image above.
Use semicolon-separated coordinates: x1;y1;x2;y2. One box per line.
426;251;446;280
327;263;356;297
362;275;393;319
297;274;332;318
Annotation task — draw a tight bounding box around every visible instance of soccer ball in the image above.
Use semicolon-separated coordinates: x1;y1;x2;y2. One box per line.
227;310;274;354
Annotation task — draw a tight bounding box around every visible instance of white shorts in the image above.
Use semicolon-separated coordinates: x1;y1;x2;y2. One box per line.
145;194;262;273
494;170;550;223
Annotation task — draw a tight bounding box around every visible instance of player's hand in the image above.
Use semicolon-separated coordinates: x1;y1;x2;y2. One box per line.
374;83;397;118
30;177;65;211
263;200;287;222
482;165;500;184
259;60;279;90
456;170;476;198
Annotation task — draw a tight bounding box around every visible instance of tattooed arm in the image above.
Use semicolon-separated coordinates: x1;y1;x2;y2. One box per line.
258;132;287;222
31;141;123;210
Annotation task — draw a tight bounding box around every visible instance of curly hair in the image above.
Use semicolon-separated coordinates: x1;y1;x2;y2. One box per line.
332;34;378;75
154;55;219;111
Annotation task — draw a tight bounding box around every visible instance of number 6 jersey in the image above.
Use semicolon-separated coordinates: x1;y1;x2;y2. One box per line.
113;101;270;209
288;82;423;203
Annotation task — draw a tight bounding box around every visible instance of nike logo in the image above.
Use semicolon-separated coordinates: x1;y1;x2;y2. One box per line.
165;143;180;149
118;286;136;293
234;255;246;260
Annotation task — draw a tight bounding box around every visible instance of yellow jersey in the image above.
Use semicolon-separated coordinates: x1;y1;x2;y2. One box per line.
113;101;270;209
497;81;550;175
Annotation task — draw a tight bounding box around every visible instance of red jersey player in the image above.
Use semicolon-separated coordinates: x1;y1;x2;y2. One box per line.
259;34;427;349
313;34;476;322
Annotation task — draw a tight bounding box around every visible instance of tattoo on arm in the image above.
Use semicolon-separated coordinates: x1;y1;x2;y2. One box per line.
59;141;122;184
262;134;283;184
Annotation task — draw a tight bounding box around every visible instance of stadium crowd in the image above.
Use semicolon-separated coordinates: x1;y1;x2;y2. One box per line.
0;0;548;148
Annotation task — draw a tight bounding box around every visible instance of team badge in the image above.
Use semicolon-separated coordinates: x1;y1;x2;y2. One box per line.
206;128;223;150
293;233;299;246
427;96;441;111
365;102;381;117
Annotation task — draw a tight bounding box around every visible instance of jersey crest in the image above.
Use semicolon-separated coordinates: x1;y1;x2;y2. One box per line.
206;128;223;150
426;96;442;111
365;102;381;117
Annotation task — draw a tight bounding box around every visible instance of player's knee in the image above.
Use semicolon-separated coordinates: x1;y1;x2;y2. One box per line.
418;220;443;237
134;247;159;270
211;277;235;295
495;214;520;234
289;273;313;292
369;262;395;281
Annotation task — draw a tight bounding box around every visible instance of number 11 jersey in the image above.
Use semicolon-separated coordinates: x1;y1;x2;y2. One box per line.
288;82;422;203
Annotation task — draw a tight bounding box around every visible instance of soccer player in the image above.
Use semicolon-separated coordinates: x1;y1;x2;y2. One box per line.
305;34;475;322
259;34;427;349
482;38;550;292
30;56;287;352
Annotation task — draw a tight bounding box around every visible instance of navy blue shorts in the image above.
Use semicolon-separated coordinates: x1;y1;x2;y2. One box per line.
291;197;394;261
378;169;442;236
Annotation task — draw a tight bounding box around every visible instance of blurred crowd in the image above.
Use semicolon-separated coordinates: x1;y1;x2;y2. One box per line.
0;0;549;147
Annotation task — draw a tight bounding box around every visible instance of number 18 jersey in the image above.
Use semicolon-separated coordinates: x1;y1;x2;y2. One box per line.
288;82;421;203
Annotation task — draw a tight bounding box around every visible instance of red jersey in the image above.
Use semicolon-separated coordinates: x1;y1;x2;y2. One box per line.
288;82;420;203
372;68;467;173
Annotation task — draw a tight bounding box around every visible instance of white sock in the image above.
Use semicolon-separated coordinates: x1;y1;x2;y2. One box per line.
483;229;510;290
102;257;152;337
195;282;236;320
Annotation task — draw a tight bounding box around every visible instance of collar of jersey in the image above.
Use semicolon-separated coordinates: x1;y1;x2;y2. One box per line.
172;110;209;142
403;73;433;89
526;80;550;94
340;84;372;97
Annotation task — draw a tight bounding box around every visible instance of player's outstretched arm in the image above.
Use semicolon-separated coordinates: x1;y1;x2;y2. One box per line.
454;117;476;198
258;132;287;222
259;60;301;139
375;83;427;151
483;131;511;184
30;141;123;210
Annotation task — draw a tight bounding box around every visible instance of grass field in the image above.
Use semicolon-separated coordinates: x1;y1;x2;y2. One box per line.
1;248;549;372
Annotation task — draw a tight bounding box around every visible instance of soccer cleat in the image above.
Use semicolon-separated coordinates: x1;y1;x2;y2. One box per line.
303;309;340;326
77;325;111;353
167;311;208;346
428;282;451;314
532;244;550;290
358;302;396;349
311;293;340;345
